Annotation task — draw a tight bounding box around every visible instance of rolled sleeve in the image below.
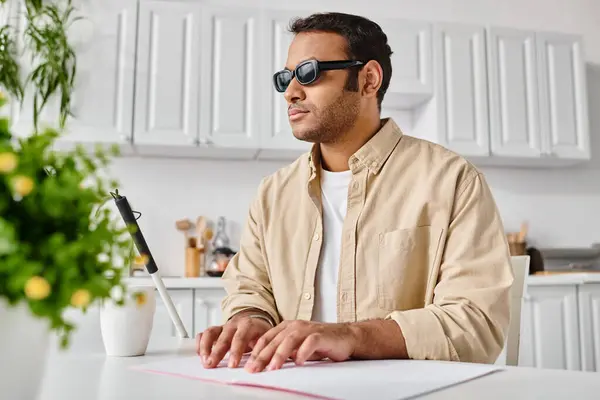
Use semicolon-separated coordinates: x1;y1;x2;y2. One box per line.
387;172;514;363
220;179;281;326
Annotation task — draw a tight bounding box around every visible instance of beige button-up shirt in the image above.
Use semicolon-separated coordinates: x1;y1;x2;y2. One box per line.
221;118;514;364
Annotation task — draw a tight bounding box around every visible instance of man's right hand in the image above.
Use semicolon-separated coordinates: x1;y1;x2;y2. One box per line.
196;311;272;369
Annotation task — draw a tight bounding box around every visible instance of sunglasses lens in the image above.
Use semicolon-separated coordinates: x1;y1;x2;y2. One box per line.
296;62;317;84
274;70;292;92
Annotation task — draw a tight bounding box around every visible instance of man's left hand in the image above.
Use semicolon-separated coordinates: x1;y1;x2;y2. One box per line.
244;320;358;373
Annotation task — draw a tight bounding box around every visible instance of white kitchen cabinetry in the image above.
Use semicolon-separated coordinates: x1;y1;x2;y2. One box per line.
199;7;261;149
5;1;591;167
578;284;600;372
487;28;542;158
259;11;312;157
519;285;581;370
133;1;202;147
58;0;137;148
379;19;433;109
8;0;138;148
153;289;194;339
433;23;490;157
486;28;590;162
193;288;225;334
537;32;590;160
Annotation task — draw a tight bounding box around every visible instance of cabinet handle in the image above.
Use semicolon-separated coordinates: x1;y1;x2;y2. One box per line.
198;137;213;146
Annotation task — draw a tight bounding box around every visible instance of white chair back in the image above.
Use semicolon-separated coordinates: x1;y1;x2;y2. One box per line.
496;255;530;366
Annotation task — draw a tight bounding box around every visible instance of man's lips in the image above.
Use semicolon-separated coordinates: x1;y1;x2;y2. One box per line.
288;107;309;122
288;108;308;116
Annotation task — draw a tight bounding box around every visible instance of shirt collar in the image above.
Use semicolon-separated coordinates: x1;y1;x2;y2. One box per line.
308;117;403;177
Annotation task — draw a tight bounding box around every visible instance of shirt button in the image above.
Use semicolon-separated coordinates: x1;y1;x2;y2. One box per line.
353;181;359;189
341;292;348;302
304;292;312;300
314;234;320;241
371;161;378;167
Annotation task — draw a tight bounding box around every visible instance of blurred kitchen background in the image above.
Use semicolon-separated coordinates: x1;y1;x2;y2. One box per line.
3;0;600;372
97;0;600;278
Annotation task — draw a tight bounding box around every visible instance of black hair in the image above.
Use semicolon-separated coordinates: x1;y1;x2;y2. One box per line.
289;12;393;110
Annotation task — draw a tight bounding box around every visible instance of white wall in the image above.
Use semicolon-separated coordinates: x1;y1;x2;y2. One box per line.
110;0;600;277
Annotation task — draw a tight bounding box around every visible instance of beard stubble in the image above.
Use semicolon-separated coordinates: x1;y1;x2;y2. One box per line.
291;90;361;145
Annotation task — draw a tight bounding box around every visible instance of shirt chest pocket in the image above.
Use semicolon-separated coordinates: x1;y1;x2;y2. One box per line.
376;226;444;311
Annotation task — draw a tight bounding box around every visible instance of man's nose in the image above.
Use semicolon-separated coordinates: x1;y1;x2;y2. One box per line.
284;78;305;104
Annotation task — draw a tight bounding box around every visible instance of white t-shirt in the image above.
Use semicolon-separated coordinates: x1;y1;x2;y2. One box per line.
311;168;352;323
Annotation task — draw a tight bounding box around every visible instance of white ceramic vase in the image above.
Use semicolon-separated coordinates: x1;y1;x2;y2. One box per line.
100;285;156;357
0;299;51;400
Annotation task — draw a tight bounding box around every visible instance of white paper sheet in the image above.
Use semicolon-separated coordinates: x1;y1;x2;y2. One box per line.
133;354;502;400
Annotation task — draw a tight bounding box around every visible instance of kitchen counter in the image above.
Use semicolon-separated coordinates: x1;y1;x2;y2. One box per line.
125;273;600;289
125;276;225;289
526;272;600;286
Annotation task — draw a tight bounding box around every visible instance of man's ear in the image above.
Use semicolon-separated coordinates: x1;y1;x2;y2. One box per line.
361;60;383;99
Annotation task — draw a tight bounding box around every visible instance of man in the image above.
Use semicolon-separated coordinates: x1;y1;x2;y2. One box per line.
196;12;514;373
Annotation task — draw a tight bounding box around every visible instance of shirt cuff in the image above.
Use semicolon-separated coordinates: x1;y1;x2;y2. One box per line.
221;295;280;326
385;308;459;361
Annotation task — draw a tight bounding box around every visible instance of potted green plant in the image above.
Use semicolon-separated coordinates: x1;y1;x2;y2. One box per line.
0;91;134;398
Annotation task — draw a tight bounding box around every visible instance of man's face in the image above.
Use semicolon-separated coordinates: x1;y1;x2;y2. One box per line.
283;32;361;144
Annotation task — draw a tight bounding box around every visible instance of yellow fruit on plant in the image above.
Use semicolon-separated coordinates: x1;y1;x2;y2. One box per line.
12;175;35;196
0;152;18;173
24;276;51;300
70;289;92;308
134;292;147;307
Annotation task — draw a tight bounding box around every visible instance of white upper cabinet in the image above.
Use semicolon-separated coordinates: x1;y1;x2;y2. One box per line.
198;6;261;149
378;19;433;109
6;1;590;166
260;11;311;154
537;32;590;160
64;0;137;146
8;0;137;146
487;28;542;158
133;1;202;146
433;23;490;157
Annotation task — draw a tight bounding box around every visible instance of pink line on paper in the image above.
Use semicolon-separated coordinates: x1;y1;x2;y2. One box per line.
134;367;336;400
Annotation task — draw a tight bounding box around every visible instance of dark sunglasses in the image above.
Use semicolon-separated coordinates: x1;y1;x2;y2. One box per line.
273;59;365;93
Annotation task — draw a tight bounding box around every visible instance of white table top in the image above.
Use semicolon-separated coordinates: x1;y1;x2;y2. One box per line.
37;336;600;400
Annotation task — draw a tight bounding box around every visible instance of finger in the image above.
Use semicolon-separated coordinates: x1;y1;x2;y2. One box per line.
195;332;202;355
266;334;305;371
246;330;292;373
199;327;222;365
207;327;235;368
228;321;252;368
290;349;323;362
250;322;286;360
295;333;324;365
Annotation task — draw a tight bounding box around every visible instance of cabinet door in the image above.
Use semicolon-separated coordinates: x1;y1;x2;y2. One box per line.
378;19;433;109
519;286;581;370
260;11;311;153
133;1;201;146
434;23;490;156
488;28;542;157
152;289;194;339
537;32;590;159
8;0;136;145
57;0;137;147
578;284;600;372
199;7;261;148
193;288;226;336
